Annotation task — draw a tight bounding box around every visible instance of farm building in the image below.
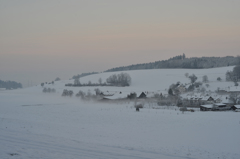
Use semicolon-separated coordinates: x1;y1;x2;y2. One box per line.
231;105;240;112
212;103;231;111
200;105;212;111
138;92;147;98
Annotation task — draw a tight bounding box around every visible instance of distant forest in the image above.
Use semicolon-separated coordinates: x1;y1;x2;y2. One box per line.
72;72;98;79
105;54;239;72
0;80;22;90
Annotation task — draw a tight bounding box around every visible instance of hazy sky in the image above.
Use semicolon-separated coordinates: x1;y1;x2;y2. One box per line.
1;0;240;87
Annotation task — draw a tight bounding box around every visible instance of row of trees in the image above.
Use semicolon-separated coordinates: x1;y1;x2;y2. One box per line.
66;73;132;87
0;80;22;89
62;88;102;100
62;89;74;96
72;72;98;80
42;87;56;93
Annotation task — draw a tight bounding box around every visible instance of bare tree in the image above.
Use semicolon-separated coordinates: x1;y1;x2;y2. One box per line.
94;88;101;95
74;78;81;86
229;93;240;104
189;74;197;84
202;75;209;83
106;73;131;86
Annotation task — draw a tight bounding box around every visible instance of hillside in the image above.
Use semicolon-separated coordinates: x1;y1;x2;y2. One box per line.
1;66;240;159
50;66;235;96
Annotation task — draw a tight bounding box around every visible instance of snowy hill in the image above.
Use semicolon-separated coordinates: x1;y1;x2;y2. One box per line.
40;66;235;96
1;66;240;159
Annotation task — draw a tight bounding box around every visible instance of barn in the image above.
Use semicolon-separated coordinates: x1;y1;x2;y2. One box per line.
200;105;212;111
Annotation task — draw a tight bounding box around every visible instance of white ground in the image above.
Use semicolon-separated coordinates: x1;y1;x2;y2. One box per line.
1;66;240;159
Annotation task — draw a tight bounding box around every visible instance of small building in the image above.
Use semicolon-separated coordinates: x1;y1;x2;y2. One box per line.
201;96;214;104
212;103;231;111
200;105;212;111
138;92;147;98
231;105;240;112
101;91;127;100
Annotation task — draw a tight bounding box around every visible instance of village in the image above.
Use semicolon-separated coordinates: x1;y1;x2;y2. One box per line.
93;84;240;112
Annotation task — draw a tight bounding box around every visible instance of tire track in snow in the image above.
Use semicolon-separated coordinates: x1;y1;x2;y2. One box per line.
0;128;193;159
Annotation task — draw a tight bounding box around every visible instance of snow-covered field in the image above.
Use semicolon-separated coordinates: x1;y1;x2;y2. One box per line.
1;66;240;159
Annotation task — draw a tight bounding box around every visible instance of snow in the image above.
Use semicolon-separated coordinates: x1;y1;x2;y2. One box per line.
200;105;213;108
1;66;240;159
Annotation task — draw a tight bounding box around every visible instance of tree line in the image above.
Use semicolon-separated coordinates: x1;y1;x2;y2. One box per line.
0;80;22;89
105;54;238;72
65;72;132;87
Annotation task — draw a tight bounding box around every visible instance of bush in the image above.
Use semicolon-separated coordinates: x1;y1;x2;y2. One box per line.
217;77;222;81
42;88;56;93
55;77;61;81
62;89;73;97
76;90;85;98
189;74;197;84
127;92;137;99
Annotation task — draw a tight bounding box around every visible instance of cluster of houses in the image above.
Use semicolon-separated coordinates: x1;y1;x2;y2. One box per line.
200;104;240;112
97;85;240;112
100;91;161;100
181;92;240;111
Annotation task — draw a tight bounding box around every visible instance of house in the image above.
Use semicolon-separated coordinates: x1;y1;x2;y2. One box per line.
101;91;114;96
138;92;147;98
200;105;212;111
101;91;127;100
145;92;157;98
201;96;214;104
231;105;240;112
212;103;231;111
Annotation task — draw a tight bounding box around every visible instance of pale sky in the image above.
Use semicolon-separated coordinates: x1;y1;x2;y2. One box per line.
0;0;240;87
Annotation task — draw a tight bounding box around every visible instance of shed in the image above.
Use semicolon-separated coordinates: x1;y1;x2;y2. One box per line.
212;103;231;111
231;105;240;111
138;92;147;98
200;105;212;111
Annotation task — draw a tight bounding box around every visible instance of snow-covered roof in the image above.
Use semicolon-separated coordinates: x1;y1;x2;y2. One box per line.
228;86;240;92
214;103;226;106
145;92;157;98
200;105;213;108
102;91;128;100
233;105;240;109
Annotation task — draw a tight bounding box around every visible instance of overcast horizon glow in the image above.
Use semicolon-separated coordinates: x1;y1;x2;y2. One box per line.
0;0;240;87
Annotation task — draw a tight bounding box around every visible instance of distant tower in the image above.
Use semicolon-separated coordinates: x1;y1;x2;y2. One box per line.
182;53;186;59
